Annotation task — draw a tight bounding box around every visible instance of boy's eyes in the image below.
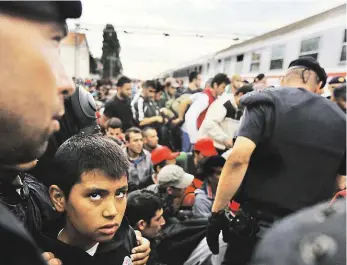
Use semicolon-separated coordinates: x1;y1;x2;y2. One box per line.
89;193;102;201
115;191;127;199
88;191;128;201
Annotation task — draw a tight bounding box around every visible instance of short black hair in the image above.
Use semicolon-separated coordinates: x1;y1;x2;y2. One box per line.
254;74;265;82
189;71;199;83
106;117;122;129
203;156;225;175
235;85;254;96
52;134;129;198
333;84;346;101
154;160;167;173
143;80;156;90
126;190;164;228
211;73;230;88
116;76;131;87
125;127;142;142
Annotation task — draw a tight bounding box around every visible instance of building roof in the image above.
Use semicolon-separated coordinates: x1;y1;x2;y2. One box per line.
216;3;346;56
62;32;88;46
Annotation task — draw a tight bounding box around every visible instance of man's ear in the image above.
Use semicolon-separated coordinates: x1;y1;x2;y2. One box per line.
49;185;67;213
136;219;147;231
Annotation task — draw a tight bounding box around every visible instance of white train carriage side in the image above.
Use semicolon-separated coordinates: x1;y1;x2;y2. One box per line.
164;4;346;89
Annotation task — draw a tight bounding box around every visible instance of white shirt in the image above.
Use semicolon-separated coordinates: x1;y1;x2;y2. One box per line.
181;93;209;144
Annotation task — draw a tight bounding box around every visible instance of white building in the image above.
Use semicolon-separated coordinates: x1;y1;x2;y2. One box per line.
60;32;91;79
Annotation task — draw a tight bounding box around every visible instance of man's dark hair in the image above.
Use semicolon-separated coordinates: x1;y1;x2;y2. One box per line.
116;76;131;87
203;156;226;176
126;190;164;228
211;73;230;88
106;117;122;130
254;74;265;82
143;80;156;90
125;127;142;142
52;134;129;198
333;84;346;101
154;160;167;173
189;71;199;83
235;85;254;96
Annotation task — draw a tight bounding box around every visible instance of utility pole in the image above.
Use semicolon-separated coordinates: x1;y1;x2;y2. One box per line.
74;23;80;79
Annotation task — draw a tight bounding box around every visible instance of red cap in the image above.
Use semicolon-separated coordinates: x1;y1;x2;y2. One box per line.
194;137;218;157
151;146;180;165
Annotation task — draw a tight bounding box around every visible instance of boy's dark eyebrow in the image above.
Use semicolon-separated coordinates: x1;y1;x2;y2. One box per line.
84;187;109;194
116;185;129;192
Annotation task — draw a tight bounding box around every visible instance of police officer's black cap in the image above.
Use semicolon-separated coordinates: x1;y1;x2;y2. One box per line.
288;57;327;88
0;1;82;22
328;76;346;85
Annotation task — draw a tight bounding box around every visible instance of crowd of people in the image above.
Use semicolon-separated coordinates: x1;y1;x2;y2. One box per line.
0;2;346;265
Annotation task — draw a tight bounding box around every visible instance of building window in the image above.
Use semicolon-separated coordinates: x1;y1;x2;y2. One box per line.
270;44;285;70
299;36;320;60
340;29;346;62
250;51;261;72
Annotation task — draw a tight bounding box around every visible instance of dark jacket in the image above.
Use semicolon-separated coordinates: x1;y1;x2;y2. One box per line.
33;217;137;265
0;171;56;233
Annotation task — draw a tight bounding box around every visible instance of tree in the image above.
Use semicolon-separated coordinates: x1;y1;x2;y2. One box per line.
101;24;123;79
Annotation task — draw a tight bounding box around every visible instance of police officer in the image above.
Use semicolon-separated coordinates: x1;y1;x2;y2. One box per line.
327;76;346;100
0;2;82;265
206;57;346;265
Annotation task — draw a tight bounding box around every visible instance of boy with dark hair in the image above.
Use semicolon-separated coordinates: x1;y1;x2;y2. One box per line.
33;135;148;265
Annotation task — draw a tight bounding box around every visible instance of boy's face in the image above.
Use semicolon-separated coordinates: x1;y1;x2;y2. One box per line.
53;171;128;245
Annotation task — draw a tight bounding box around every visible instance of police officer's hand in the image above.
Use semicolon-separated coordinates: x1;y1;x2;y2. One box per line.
207;210;229;255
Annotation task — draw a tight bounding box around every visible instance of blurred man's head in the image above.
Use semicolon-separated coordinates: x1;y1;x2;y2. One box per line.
105;118;123;139
193;137;218;165
116;76;132;99
189;71;202;89
50;135;129;247
157;165;194;199
164;77;179;97
125;127;143;156
282;57;327;94
126;190;165;239
328;76;346;101
253;74;268;91
151;146;179;174
142;127;159;152
0;2;82;165
203;156;225;191
211;73;231;97
333;85;346;113
234;85;254;107
231;74;243;92
142;80;157;100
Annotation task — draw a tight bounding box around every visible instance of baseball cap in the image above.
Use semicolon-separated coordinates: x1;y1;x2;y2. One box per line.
288;57;327;88
151;146;180;165
165;77;179;88
194;137;218;157
157;165;194;189
328;76;346;85
0;2;82;22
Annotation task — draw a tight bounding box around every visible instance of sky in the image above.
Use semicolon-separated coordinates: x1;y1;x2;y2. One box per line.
67;0;345;79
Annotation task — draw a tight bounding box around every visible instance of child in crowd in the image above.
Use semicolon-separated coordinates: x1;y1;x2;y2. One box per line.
33;135;146;265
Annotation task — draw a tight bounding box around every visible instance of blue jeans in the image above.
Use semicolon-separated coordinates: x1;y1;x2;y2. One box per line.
181;130;192;152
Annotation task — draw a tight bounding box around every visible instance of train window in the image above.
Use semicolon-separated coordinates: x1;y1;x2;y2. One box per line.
250;51;261;72
270;44;285;70
236;54;244;62
340;29;346;62
299;37;320;59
